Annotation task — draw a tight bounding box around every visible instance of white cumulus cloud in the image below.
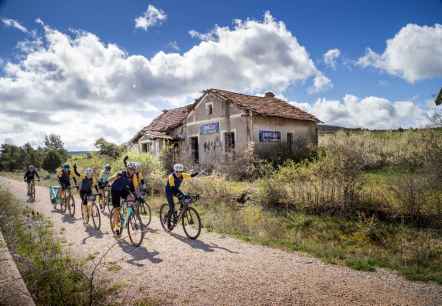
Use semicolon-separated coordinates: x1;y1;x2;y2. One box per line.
0;12;329;149
357;24;442;83
292;95;431;129
323;48;340;69
134;4;167;30
1;18;29;33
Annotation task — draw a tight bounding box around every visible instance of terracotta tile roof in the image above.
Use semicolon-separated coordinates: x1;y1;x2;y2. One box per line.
145;105;192;132
130;105;191;143
207;89;320;122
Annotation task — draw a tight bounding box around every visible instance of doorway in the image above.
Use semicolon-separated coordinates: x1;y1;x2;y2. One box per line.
190;137;199;163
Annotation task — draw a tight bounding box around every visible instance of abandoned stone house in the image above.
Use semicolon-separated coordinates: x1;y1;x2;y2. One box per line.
128;89;320;165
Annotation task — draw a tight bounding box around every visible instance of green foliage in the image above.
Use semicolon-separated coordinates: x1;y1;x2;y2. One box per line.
44;134;68;161
194;198;442;284
0;143;26;171
95;137;123;158
159;143;175;173
0;134;68;172
42;150;63;173
0;188;110;305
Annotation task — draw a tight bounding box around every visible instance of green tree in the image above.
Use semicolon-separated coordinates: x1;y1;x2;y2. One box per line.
22;143;44;168
44;134;68;161
95;138;122;159
42;150;62;173
0;144;26;171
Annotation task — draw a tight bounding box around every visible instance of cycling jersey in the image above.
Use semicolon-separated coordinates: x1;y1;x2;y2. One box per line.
166;172;192;195
57;169;73;188
24;169;40;182
99;169;111;183
98;170;112;188
73;168;97;193
165;172;196;216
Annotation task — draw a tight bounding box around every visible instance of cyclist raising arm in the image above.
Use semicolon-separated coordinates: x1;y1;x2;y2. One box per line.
122;156;145;195
165;163;198;228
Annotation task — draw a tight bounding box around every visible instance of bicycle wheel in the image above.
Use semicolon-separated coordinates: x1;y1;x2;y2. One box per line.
138;201;152;226
106;192;112;214
60;196;67;213
81;204;88;224
182;206;202;240
30;182;36;202
91;203;101;230
159;204;172;232
127;210;144;247
109;207;121;236
67;194;75;217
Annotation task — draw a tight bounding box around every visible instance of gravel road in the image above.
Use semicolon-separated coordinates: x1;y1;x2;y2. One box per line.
1;177;441;306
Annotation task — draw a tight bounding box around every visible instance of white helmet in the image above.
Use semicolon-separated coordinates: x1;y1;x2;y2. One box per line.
84;168;94;178
127;162;137;170
104;164;111;171
173;163;184;172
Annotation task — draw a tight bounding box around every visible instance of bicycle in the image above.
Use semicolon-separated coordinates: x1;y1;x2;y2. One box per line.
81;193;101;230
26;179;39;202
59;185;76;217
109;192;145;247
138;191;152;226
159;193;202;240
98;185;112;214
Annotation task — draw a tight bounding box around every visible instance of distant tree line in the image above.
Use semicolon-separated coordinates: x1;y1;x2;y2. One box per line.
0;134;68;173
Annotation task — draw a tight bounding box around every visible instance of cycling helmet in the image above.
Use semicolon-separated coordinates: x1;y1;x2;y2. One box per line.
173;163;184;172
28;165;35;170
127;162;137;170
84;168;94;178
63;163;70;170
104;164;111;171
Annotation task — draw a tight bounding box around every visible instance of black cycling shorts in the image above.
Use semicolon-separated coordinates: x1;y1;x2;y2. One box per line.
111;189;128;208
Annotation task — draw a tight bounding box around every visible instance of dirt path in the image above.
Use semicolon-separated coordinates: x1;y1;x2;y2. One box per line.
1;177;441;306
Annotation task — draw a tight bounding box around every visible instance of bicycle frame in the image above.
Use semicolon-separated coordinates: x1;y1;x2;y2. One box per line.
120;201;136;228
172;194;199;225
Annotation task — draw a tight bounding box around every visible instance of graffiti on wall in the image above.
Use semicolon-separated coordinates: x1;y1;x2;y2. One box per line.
203;136;222;152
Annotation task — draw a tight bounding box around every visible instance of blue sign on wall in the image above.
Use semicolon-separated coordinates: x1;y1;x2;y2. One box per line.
259;130;281;142
200;122;220;135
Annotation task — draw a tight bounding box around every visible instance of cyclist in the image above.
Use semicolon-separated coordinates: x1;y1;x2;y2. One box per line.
24;165;40;195
122;156;145;195
73;164;98;212
97;164;112;209
165;163;198;228
57;163;77;199
108;169;133;235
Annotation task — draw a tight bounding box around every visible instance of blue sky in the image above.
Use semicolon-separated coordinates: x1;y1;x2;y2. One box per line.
0;0;441;149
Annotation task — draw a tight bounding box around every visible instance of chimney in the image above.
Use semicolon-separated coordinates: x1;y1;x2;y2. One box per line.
264;91;275;98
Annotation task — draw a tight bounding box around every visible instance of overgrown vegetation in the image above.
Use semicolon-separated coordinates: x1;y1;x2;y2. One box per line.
4;129;440;284
0;188;114;305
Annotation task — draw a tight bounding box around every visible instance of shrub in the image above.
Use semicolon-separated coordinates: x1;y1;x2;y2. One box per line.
95;138;123;158
216;143;273;181
42;150;63;173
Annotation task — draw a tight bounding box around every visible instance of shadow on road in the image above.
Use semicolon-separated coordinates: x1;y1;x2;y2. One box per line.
61;214;76;224
169;232;239;254
117;239;162;266
82;225;105;244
